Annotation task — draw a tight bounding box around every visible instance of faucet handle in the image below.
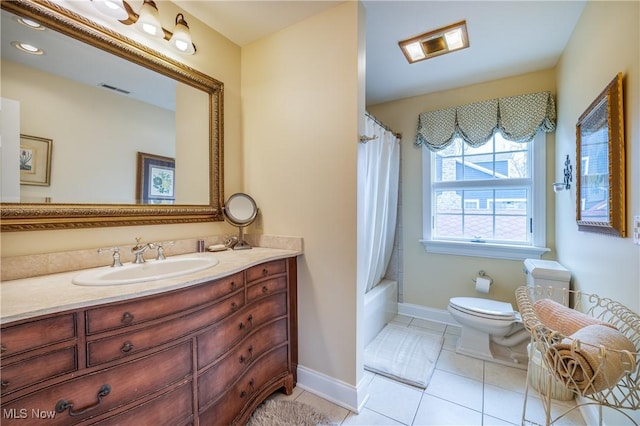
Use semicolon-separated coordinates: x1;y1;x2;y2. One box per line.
150;241;174;260
97;247;123;267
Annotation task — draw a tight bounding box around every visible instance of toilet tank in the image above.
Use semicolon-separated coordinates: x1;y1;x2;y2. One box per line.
524;259;571;306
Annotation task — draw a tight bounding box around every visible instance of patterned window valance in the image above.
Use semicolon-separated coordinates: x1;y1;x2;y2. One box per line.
415;91;556;151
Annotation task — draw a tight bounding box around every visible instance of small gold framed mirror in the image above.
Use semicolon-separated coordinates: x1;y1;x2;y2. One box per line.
575;72;626;237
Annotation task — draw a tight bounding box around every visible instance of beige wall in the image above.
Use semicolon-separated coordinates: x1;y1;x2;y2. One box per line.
3;60;175;204
555;0;639;312
0;1;241;257
368;69;557;310
241;2;363;386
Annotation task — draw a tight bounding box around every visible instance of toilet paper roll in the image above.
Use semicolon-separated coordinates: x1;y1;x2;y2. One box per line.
475;276;491;293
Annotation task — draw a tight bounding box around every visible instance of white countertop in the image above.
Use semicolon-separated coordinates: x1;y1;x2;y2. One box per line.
0;247;300;325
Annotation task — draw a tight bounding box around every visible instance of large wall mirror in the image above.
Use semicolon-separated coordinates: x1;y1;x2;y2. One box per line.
575;72;626;237
1;0;224;231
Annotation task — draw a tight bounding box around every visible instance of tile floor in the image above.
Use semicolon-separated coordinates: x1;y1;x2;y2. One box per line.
267;315;587;425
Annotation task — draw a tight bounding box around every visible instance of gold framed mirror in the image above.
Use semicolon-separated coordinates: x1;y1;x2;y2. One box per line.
0;0;223;231
575;72;625;237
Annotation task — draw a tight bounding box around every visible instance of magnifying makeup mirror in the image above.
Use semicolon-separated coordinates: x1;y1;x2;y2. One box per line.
223;193;258;250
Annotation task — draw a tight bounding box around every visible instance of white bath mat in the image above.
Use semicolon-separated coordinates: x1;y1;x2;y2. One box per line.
364;323;443;388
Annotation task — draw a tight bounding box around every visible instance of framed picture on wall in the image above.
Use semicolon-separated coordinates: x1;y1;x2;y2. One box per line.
20;134;52;186
136;152;175;204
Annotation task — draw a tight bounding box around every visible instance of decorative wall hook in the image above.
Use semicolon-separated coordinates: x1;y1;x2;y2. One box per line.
563;154;573;189
552;154;573;193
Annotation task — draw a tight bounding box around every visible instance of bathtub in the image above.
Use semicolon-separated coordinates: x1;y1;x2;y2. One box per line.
363;279;398;347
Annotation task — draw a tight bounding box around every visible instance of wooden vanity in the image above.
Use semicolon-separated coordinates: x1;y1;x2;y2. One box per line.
0;254;298;425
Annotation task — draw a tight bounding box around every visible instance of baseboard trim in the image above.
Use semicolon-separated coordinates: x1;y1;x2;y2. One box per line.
296;365;368;413
398;302;456;326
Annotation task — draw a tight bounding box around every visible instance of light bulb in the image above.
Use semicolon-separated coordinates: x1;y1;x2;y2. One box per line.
91;0;129;20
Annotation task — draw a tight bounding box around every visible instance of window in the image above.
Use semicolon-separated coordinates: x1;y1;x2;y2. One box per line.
421;131;549;260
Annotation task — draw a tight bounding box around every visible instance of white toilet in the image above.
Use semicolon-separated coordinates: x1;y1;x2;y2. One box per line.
448;259;571;364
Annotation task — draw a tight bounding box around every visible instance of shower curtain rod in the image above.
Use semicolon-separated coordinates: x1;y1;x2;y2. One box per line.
359;112;402;144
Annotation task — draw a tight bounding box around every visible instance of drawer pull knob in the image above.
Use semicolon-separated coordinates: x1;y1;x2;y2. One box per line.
262;268;269;277
230;281;237;291
239;346;254;365
120;341;134;353
239;316;253;331
55;384;111;417
231;302;239;312
0;344;6;354
1;380;9;390
121;312;134;325
239;379;255;398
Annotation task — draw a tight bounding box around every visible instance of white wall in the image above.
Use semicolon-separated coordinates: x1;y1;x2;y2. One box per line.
555;1;639;312
369;70;557;310
241;1;363;398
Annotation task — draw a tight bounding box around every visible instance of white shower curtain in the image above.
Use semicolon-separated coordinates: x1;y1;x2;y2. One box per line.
358;115;400;294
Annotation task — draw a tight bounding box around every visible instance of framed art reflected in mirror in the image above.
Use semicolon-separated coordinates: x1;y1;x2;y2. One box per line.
20;134;52;186
575;72;626;237
136;152;175;204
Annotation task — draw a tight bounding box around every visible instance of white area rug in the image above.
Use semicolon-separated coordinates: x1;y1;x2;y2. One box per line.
364;323;444;388
247;400;337;426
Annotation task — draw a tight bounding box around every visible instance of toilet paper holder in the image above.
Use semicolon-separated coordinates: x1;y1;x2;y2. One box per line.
472;270;493;286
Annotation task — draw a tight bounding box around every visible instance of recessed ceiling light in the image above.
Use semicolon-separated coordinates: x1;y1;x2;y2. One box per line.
16;17;45;30
399;20;469;64
11;41;44;55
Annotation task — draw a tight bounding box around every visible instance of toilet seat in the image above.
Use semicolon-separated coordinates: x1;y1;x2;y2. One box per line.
449;297;516;321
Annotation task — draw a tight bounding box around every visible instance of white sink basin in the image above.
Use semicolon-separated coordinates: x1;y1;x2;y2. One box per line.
72;255;219;286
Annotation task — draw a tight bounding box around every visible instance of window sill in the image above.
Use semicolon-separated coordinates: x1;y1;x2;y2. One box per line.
420;240;550;260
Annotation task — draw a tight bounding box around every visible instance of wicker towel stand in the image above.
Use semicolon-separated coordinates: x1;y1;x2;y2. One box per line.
516;285;640;426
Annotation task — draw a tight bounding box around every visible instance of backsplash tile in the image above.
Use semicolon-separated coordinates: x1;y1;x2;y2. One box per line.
1;234;302;281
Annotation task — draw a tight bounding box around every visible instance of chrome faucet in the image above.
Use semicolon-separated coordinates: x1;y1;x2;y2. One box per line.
98;247;123;267
149;241;174;260
131;238;151;264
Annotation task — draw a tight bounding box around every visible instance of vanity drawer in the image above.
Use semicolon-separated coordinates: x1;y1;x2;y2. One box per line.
246;260;286;284
0;314;76;357
1;346;77;395
92;379;193;426
87;292;244;366
199;345;289;426
197;293;288;368
247;276;287;302
197;318;288;407
85;272;243;334
0;342;192;426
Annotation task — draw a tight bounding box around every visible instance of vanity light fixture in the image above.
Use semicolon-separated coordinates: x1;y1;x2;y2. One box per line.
399;20;469;64
90;0;197;54
169;14;196;55
134;0;163;38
